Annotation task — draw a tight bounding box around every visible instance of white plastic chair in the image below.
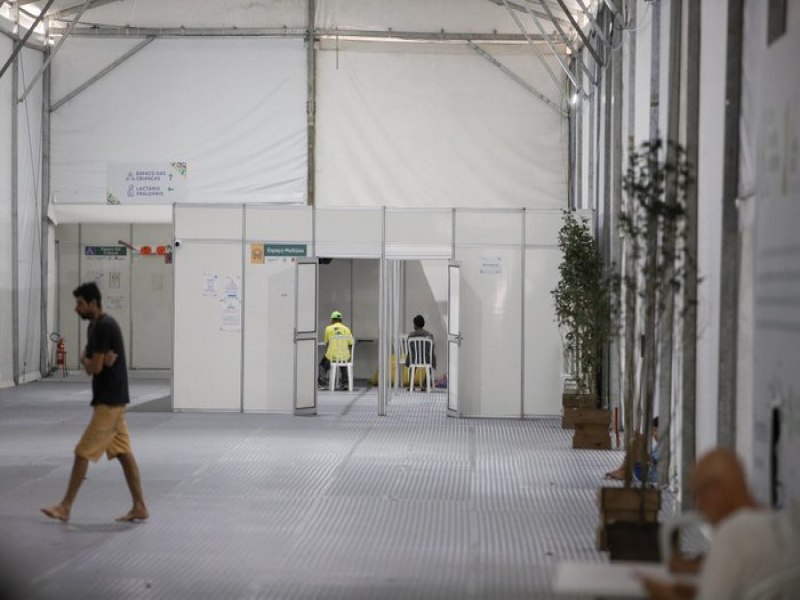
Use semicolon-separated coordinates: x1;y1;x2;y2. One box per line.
407;337;434;393
328;334;355;392
398;334;409;363
658;510;707;565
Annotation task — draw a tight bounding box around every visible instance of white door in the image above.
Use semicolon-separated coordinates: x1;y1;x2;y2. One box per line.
294;259;318;415
447;262;461;416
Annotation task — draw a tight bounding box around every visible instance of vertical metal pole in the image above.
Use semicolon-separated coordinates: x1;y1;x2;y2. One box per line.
609;13;624;418
378;207;387;416
657;0;684;486
240;205;246;413
681;0;701;508
11;53;20;384
306;0;316;206
128;223;134;368
717;0;744;449
627;0;636;146
40;46;51;376
520;208;526;418
575;61;584;210
587;49;596;218
601;10;614;409
649;0;661;142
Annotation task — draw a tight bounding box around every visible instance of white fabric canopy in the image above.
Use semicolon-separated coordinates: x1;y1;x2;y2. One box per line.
51;38;307;204
316;40;568;208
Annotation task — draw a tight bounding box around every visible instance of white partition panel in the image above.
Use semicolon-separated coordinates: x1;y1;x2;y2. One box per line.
245;205;313;246
79;224;132;364
385;209;453;258
175;205;242;240
243;206;312;412
173;205;243;411
455;211;524;417
315;208;383;257
131;225;173;369
243;254;296;413
173;241;242;411
524;209;569;415
524;248;562;416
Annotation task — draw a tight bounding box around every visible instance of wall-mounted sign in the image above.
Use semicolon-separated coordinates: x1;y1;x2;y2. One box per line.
84;246;127;257
265;244;307;257
106;162;188;204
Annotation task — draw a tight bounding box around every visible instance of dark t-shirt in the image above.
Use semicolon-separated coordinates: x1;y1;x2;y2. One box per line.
86;313;129;406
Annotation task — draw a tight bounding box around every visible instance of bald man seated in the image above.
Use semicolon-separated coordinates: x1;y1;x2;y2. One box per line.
640;448;799;600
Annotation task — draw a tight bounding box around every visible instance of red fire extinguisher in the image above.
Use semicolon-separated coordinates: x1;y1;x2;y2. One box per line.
56;337;67;377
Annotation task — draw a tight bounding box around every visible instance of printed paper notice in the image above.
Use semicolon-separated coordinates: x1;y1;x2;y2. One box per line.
480;256;502;275
220;298;241;332
203;273;219;297
224;275;241;301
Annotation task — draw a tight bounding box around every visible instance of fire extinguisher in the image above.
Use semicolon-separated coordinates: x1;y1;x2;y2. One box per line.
56;337;67;377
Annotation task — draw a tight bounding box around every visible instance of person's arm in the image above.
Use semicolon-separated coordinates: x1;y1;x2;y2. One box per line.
81;351;105;375
84;321;113;375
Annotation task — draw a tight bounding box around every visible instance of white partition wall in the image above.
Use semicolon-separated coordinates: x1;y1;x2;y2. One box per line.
455;210;524;417
130;225;173;369
385;209;453;259
243;206;312;413
173;205;243;411
315;208;383;257
79;224;133;363
172;206;564;417
524;210;564;416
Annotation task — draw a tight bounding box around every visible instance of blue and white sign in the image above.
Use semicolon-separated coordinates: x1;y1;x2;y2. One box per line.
106;162;188;204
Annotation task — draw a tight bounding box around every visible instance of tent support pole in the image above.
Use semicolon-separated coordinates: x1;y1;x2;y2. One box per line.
306;0;316;206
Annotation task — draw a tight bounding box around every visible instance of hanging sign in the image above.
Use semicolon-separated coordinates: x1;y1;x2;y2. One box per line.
264;244;307;257
106;162;188;204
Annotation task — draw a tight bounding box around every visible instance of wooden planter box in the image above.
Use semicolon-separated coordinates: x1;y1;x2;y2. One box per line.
571;408;611;449
561;393;597;429
597;487;662;562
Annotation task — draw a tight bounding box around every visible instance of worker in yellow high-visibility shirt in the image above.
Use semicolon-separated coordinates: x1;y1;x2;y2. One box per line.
318;310;353;389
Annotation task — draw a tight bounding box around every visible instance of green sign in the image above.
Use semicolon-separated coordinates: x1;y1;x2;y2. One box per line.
84;246;127;256
265;244;307;257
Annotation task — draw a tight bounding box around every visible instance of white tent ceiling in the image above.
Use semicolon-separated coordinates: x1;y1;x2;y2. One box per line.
5;0;593;38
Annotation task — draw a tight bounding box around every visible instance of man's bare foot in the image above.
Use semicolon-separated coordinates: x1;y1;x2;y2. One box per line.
115;507;149;522
604;468;624;480
41;504;70;522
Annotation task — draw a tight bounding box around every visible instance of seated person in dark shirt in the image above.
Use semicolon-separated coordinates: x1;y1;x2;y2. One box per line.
406;314;436;371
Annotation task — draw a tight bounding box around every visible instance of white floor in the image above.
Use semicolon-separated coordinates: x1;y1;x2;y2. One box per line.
0;375;630;600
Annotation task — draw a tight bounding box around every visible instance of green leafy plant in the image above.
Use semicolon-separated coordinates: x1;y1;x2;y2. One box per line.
552;210;612;397
617;138;692;488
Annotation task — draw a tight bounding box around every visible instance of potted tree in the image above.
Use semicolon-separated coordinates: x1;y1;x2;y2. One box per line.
599;139;691;562
552;210;612;447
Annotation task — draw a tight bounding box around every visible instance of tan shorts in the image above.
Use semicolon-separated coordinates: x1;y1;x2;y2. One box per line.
74;405;132;462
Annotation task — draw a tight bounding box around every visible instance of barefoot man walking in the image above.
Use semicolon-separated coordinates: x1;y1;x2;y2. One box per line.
41;282;148;523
